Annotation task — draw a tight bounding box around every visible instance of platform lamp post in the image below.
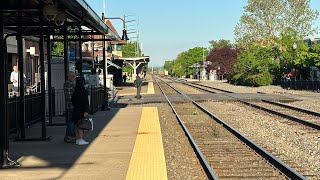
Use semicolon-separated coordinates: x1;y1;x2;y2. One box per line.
293;42;297;72
103;16;131;41
292;42;297;89
101;14;130;110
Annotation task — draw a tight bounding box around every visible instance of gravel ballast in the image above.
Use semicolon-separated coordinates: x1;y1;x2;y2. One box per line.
169;80;320;178
200;101;320;179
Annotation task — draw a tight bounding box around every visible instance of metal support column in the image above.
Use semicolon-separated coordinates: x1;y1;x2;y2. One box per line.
0;8;18;168
39;20;48;139
47;36;53;125
17;10;26;139
0;8;6;168
63;27;69;126
64;27;69;81
102;34;109;110
78;26;83;78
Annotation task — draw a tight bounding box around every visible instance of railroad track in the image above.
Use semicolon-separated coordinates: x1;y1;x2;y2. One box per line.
171;79;320;130
243;100;320;130
153;75;306;180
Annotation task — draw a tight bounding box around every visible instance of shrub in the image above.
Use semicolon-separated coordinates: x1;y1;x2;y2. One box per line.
247;71;272;86
228;72;250;85
229;71;272;86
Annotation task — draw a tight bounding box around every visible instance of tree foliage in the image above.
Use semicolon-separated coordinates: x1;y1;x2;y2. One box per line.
273;30;320;79
229;43;279;86
235;0;319;45
163;47;209;76
206;47;238;76
235;43;279;74
122;41;143;73
283;0;319;36
122;41;142;58
52;42;64;57
209;39;232;50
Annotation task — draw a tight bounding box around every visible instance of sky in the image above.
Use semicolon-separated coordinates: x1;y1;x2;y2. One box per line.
88;0;320;67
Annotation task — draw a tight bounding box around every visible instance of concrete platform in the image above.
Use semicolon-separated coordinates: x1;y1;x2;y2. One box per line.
0;107;163;180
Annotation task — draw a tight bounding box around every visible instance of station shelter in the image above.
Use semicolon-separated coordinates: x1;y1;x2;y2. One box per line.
0;0;126;168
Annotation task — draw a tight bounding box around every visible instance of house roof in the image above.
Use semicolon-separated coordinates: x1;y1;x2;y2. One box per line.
105;20;120;37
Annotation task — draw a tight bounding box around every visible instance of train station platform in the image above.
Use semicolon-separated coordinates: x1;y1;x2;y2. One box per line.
114;81;155;97
0;106;167;180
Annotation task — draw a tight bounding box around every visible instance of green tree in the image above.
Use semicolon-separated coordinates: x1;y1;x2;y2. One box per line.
122;41;143;74
235;43;278;74
174;47;209;76
229;43;278;86
122;41;142;57
312;43;320;67
283;0;319;36
163;47;209;77
209;39;232;50
235;0;319;45
235;0;283;45
275;30;318;79
163;60;174;74
52;42;64;57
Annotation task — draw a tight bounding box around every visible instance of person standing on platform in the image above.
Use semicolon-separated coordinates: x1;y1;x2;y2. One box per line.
134;73;143;99
63;72;76;143
72;77;90;145
123;73;127;86
10;65;26;94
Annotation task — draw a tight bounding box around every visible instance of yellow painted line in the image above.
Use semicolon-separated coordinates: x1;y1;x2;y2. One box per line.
147;82;155;94
126;107;168;180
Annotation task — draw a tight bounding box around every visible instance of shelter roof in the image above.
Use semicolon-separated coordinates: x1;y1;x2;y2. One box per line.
117;56;150;63
3;0;121;40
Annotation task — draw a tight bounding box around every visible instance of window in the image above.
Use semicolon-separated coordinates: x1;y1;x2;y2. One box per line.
111;44;123;51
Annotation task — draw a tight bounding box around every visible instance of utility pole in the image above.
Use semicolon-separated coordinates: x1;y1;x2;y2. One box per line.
202;45;205;63
103;0;106;16
137;17;140;56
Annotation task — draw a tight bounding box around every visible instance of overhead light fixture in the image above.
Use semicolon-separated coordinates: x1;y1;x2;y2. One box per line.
54;10;66;26
43;4;58;21
122;29;129;41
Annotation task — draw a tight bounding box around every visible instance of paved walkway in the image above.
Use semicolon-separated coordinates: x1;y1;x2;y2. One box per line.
0;77;168;180
0;109;140;180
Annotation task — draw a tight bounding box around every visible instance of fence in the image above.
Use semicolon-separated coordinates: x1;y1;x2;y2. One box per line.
8;93;42;133
9;86;107;133
45;88;65;117
273;80;320;91
89;86;105;114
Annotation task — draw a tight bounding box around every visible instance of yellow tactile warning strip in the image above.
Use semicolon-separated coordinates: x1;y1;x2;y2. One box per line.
147;82;155;94
125;107;168;180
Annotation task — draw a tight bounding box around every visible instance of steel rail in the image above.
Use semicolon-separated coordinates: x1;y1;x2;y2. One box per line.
153;76;218;180
192;83;234;93
262;99;320;117
240;101;320;130
157;76;307;180
180;80;320;130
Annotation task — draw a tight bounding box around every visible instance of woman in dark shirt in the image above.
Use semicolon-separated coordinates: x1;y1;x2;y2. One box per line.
72;77;89;145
